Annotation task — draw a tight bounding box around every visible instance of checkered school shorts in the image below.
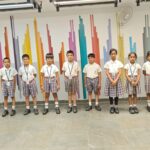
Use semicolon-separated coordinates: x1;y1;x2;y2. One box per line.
22;80;38;98
44;77;57;93
144;75;150;94
86;77;100;94
104;75;124;97
65;76;79;93
2;80;15;98
126;76;141;95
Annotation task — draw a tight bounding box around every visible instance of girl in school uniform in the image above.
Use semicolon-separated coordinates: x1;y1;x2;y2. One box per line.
124;52;141;114
142;51;150;112
40;53;61;115
104;48;124;114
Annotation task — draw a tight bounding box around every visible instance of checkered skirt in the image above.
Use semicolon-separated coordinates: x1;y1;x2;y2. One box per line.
65;76;79;93
126;76;141;95
144;75;150;94
44;77;57;93
2;80;15;97
104;75;124;97
22;79;38;97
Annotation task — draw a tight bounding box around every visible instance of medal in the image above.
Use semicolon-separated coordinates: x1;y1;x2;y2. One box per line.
24;66;29;84
47;66;52;83
68;62;74;80
5;68;11;86
6;81;10;86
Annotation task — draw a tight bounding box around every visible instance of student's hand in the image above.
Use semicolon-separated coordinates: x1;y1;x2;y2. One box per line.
111;80;116;86
57;84;60;91
40;85;44;92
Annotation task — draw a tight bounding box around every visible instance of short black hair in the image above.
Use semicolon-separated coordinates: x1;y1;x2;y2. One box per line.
88;53;95;58
66;50;74;56
146;51;150;58
22;54;30;59
3;57;10;62
128;52;137;59
109;48;117;55
46;53;54;59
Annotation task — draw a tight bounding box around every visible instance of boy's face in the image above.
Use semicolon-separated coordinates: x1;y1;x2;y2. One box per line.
88;57;95;64
3;59;10;68
129;54;136;63
147;55;150;61
46;57;53;65
67;53;74;62
23;57;30;65
110;51;117;60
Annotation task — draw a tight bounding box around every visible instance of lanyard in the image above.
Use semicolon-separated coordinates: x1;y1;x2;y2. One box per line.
5;69;11;81
24;66;29;81
68;62;74;75
47;66;52;78
129;63;136;77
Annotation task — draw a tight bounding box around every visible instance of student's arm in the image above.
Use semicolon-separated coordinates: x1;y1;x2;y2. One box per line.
0;76;2;91
125;69;132;83
135;69;141;85
13;75;17;91
40;73;44;92
105;69;114;83
114;68;122;83
56;72;60;90
98;72;101;88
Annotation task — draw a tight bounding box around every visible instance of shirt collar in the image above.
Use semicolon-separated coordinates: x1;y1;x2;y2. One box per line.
110;59;117;64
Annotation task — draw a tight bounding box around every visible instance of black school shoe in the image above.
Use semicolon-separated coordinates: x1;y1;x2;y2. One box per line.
133;107;139;114
67;106;72;113
86;105;92;111
34;109;39;115
24;109;31;115
110;107;115;114
73;106;78;113
129;107;135;114
2;110;9;117
55;107;61;114
43;108;49;115
114;107;119;114
147;106;150;112
95;105;101;111
10;109;16;116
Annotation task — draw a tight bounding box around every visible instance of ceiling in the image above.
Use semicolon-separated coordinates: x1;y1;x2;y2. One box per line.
0;0;149;16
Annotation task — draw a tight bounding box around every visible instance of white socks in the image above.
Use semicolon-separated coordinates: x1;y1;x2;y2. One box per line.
12;105;15;110
89;102;92;106
34;105;37;109
95;101;99;106
26;106;30;109
45;103;49;109
55;102;59;108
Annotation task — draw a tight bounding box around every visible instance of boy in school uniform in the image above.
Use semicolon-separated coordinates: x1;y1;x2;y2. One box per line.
40;53;61;115
83;53;102;111
142;51;150;112
124;52;141;114
0;57;17;117
62;50;80;113
104;49;124;114
19;54;39;115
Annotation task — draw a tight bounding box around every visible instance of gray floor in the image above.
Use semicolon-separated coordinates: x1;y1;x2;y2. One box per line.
0;100;150;150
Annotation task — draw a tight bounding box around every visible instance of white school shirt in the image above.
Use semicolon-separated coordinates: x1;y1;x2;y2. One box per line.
104;60;123;75
142;61;150;74
40;64;59;77
19;64;37;82
83;62;102;79
62;61;80;77
124;63;141;76
0;66;17;81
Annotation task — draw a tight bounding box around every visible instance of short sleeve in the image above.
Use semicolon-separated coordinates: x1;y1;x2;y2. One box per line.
32;66;37;74
142;63;146;71
18;67;22;76
13;68;18;76
118;61;123;68
104;62;109;69
83;65;87;73
124;64;128;70
54;65;59;73
76;63;80;72
62;62;66;71
0;69;2;77
40;66;44;73
97;65;102;72
137;64;141;70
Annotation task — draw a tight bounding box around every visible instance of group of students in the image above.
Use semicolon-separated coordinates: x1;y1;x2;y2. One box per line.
0;48;150;117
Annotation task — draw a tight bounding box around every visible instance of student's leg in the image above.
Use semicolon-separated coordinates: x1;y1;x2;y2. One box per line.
10;97;16;116
147;93;150;111
24;96;31;115
133;94;139;114
72;92;78;113
2;96;9;117
109;97;115;114
67;92;72;113
128;95;134;114
114;97;119;114
32;96;39;115
95;93;101;111
43;93;49;115
86;92;93;111
52;93;60;114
